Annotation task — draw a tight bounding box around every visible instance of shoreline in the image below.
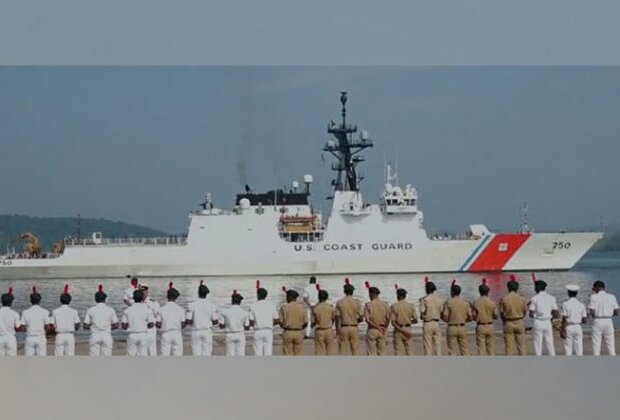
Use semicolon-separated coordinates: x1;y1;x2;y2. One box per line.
9;329;619;356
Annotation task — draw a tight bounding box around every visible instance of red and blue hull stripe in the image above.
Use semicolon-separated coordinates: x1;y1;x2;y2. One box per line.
459;233;531;272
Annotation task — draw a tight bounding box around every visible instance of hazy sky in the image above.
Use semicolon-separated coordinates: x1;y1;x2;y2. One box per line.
1;67;618;233
1;1;619;64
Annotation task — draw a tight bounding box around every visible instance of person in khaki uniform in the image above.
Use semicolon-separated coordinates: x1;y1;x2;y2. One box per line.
335;283;364;355
441;281;472;356
278;289;308;356
499;279;528;355
391;287;418;355
472;279;498;355
419;279;444;355
364;286;391;355
312;289;335;355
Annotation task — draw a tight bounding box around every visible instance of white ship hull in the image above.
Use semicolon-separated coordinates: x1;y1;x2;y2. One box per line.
0;230;602;279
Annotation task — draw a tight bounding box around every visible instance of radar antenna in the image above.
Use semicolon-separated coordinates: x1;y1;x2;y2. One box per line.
519;203;530;233
323;92;373;191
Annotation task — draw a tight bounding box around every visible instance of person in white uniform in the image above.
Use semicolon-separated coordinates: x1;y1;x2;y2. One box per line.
141;285;161;356
84;284;119;356
560;284;587;356
249;286;279;356
50;284;81;356
21;287;52;356
0;288;21;356
529;280;559;356
219;291;250;356
157;283;186;356
588;280;619;356
121;289;155;356
123;277;139;306
186;280;219;356
303;276;319;338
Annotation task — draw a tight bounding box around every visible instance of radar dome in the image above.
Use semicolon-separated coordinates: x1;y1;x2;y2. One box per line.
303;174;313;184
360;130;370;141
292;181;299;190
240;198;251;209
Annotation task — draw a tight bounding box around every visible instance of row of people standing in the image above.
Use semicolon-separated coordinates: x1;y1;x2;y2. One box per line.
418;277;619;356
0;276;617;356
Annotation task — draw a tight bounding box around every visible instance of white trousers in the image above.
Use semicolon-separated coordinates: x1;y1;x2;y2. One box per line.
305;308;313;337
592;319;616;356
55;333;75;356
563;325;583;356
25;336;47;356
127;332;149;356
533;320;555;356
89;331;114;356
146;328;157;356
0;335;17;356
253;329;273;356
191;330;213;356
160;331;183;356
225;332;246;356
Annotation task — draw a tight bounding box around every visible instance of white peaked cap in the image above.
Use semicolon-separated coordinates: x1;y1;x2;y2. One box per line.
565;284;580;292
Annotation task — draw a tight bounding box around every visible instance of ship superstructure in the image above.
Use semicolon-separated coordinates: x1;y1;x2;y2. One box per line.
0;93;602;279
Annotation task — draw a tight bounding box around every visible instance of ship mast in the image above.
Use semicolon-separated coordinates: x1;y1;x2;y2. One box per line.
324;92;373;192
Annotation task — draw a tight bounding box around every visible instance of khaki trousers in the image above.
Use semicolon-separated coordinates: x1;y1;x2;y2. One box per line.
422;321;441;355
339;326;360;355
393;329;413;355
314;329;334;355
503;320;527;355
366;328;387;355
282;330;304;356
476;324;495;355
447;326;469;356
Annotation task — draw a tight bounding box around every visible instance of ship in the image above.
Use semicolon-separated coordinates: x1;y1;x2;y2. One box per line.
0;92;603;279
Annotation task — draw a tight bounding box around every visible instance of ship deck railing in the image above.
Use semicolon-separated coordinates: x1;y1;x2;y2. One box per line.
64;236;188;247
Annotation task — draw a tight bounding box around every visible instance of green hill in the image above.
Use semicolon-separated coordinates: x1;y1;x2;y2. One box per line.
0;215;168;253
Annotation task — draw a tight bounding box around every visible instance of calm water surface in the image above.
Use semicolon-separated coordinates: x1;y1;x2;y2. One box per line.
1;251;618;341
